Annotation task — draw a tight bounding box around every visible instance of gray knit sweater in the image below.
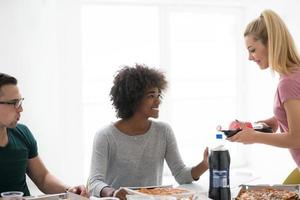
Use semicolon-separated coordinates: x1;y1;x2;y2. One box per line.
88;121;193;197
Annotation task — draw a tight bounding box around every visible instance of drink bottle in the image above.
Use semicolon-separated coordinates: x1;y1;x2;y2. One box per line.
208;133;231;200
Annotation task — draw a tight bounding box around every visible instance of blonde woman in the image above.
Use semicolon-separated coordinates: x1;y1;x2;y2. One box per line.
228;10;300;183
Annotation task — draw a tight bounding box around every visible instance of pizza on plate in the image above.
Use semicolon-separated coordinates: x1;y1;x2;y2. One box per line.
138;188;189;195
236;188;299;200
137;187;193;200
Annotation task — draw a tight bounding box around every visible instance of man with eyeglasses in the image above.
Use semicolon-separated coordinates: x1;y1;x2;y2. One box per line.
0;73;87;196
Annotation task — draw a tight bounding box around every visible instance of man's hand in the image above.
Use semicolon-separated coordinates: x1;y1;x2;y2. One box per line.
68;185;89;197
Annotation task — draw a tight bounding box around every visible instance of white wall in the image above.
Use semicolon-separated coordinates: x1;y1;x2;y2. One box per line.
0;0;84;190
1;0;300;194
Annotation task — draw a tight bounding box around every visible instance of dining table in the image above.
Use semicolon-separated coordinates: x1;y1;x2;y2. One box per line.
0;169;277;200
173;168;263;200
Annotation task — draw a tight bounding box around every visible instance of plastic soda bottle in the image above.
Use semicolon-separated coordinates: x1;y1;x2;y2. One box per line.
208;133;231;200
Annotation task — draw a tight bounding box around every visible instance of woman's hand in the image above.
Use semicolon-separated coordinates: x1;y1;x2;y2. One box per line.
191;147;209;180
202;147;209;169
227;128;257;144
113;188;129;200
256;116;278;132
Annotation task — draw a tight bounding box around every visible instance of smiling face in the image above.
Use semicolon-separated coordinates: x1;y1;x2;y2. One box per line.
135;87;161;119
245;34;269;69
0;84;23;128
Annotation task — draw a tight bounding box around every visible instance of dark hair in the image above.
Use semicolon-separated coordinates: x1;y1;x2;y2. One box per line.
0;73;17;96
110;64;167;119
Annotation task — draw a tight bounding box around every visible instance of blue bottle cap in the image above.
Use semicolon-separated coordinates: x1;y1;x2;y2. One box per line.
216;133;223;139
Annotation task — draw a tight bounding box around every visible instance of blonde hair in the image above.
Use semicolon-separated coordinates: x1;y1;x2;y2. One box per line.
244;9;300;75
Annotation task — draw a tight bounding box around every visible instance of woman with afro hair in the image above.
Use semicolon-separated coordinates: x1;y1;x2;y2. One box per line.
88;64;208;200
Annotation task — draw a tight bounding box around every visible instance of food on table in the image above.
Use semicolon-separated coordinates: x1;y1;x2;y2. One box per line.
229;120;253;130
137;187;193;200
236;188;299;200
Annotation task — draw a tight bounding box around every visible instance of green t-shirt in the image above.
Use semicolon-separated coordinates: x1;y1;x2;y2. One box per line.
0;124;38;196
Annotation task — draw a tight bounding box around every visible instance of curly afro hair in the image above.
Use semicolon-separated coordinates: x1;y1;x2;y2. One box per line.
110;64;167;119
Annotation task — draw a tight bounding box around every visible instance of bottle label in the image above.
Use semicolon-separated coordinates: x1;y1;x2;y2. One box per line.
212;170;229;188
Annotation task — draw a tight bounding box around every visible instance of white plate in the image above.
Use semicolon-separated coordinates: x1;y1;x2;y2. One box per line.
122;186;195;200
126;185;173;190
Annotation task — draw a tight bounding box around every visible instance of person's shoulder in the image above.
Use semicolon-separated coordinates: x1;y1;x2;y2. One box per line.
94;123;115;139
15;123;30;131
152;120;171;129
280;67;300;80
279;69;300;88
14;123;33;137
10;123;36;143
292;67;300;80
96;123;115;134
278;68;300;100
93;124;116;146
151;120;174;135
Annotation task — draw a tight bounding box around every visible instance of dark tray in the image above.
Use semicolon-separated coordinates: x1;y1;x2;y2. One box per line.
221;126;273;138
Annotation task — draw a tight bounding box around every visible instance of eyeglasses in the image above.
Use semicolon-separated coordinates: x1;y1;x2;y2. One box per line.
0;98;24;109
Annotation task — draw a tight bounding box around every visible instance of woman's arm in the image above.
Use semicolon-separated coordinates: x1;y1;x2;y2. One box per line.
257;99;300;148
191;147;209;180
256;116;278;132
100;187;115;197
229;99;300;148
88;132;111;197
164;124;208;184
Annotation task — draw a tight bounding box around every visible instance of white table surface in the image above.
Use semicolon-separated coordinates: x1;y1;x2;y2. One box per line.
175;169;262;200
